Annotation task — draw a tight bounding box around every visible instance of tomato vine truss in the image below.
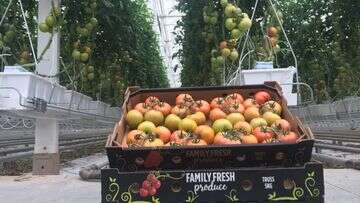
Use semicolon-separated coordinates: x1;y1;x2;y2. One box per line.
0;0;38;67
0;1;120;175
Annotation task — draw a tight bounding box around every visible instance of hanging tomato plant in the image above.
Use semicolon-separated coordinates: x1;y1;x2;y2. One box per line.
0;0;168;106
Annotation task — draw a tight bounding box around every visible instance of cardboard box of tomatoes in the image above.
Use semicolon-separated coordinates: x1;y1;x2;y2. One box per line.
105;82;315;172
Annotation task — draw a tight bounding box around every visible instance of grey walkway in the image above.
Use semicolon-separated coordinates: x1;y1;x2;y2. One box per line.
0;154;359;203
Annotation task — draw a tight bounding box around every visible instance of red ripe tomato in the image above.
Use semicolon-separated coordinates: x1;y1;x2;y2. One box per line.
243;98;259;109
210;97;225;109
154;102;172;116
254;91;271;105
176;94;193;105
135;103;151;114
145;96;160;106
278;131;298;143
225;93;244;105
253;126;274;143
191;100;210;115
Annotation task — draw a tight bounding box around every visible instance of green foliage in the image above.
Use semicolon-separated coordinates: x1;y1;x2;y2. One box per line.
175;0;214;86
273;0;360;101
176;0;360;102
0;0;168;106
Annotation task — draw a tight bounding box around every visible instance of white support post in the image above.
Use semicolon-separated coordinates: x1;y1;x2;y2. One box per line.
33;0;61;175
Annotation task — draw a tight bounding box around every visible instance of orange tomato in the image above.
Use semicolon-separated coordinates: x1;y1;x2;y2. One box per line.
225;103;245;114
176;93;193;105
244;106;260;122
278;131;298;143
243;98;259;109
154;126;171;143
144;96;160;106
143;138;164;147
241;134;258;144
126;130;145;144
225;93;244;104
171;105;190;118
194;125;208;135
195;125;215;144
187;112;206;125
253;126;274;143
134;103;151;114
233;121;252;134
170;130;188;144
154;102;172;116
271;119;291;132
209;108;227;121
191;100;210;115
210;97;225;109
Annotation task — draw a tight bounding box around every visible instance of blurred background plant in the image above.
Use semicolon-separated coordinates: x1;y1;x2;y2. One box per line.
0;0;169;106
175;0;360;103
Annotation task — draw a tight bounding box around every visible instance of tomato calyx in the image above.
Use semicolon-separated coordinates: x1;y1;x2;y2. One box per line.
168;141;182;146
183;94;194;103
260;100;280;114
223;102;244;114
262;137;279;144
212;97;225;106
188;138;202;144
129;132;159;147
271;123;285;132
260;125;272;133
222;130;243;141
145;96;160;107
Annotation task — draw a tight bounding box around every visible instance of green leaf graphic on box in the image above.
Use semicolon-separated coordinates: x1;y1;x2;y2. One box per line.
268;186;304;201
185;191;199;203
225;189;240;202
106;177;120;202
305;171;320;197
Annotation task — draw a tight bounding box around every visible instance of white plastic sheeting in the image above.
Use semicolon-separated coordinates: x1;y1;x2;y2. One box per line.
148;0;182;87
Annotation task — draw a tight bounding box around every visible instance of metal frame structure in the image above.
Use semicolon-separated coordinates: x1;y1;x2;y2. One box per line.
225;0;312;106
148;0;182;87
232;0;299;84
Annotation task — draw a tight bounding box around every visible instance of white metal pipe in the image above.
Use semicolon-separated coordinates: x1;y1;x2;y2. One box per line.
18;0;38;66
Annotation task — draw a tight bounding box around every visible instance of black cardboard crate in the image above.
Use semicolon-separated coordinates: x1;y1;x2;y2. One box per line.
101;162;324;203
106;140;313;172
106;82;314;172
